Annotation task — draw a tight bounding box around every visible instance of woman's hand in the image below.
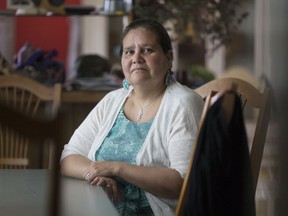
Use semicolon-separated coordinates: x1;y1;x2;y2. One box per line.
83;173;122;205
82;161;123;204
83;160;183;199
84;161;119;177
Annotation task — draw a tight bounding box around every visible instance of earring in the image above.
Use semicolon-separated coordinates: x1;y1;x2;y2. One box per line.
122;79;130;90
165;70;174;86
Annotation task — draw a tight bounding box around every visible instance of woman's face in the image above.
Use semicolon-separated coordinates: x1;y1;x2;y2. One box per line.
121;27;173;88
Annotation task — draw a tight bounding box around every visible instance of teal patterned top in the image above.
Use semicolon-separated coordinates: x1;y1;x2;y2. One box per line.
95;108;155;216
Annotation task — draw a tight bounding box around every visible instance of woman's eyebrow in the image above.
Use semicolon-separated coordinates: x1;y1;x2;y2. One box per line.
123;43;155;50
123;46;134;51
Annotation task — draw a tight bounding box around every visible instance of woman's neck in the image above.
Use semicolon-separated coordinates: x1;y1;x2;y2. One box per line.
132;84;166;103
130;84;166;122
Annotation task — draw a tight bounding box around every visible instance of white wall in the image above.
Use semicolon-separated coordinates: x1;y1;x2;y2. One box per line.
80;16;109;58
268;0;288;90
0;17;15;64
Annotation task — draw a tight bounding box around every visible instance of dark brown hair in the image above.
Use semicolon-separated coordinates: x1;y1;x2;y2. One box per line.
120;19;173;55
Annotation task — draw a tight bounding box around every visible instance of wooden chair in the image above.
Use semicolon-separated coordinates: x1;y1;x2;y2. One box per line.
176;84;257;215
194;77;271;194
0;75;62;169
0;102;62;216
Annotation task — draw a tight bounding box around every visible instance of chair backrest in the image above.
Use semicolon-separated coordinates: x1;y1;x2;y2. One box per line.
176;86;256;216
0;75;62;169
0;102;62;216
194;77;271;193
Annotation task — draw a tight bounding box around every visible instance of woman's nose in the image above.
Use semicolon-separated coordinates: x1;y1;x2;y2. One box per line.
132;51;144;64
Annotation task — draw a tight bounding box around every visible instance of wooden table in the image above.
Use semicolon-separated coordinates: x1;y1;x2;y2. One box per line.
0;169;119;216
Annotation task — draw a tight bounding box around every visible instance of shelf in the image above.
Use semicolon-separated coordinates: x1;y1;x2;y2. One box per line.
0;5;131;17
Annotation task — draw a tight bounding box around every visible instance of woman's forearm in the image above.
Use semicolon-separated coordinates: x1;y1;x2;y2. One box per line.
115;163;183;199
60;154;92;179
61;156;183;199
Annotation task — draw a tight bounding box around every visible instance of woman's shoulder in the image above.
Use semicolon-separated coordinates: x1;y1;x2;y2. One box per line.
164;81;204;113
167;81;202;101
160;81;204;124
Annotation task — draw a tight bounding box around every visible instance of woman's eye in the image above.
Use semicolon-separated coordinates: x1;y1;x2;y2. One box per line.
123;50;134;55
143;48;152;53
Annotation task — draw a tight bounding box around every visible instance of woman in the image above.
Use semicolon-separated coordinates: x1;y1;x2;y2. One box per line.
61;19;204;216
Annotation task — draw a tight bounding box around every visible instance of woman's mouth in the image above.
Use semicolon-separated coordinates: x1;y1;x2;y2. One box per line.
131;67;147;73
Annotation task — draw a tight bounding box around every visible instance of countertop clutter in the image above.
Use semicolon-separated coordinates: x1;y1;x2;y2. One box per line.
2;0;133;16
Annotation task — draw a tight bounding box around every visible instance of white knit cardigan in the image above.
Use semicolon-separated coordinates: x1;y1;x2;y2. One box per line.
61;81;204;215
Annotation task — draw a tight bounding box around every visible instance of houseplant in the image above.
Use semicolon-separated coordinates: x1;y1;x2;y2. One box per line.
133;0;248;51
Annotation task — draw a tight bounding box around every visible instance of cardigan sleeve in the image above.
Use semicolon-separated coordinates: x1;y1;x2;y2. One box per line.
167;91;204;178
60;104;103;160
60;88;130;161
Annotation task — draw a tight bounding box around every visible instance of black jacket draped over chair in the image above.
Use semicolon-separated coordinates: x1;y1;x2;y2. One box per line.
184;92;256;216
